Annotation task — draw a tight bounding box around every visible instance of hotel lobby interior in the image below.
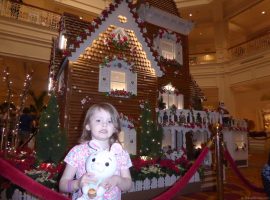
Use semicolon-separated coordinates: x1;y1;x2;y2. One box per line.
0;0;270;199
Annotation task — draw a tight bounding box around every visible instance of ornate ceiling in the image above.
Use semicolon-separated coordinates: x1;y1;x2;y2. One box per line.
176;0;270;53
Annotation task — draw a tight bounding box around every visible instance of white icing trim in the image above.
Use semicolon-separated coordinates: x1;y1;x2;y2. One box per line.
138;4;194;35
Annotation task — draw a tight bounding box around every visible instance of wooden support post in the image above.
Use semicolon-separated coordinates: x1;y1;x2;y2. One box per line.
215;123;224;200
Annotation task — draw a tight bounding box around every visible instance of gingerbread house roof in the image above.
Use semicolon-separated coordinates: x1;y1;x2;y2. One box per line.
62;0;164;77
137;0;180;17
137;1;193;35
49;13;91;80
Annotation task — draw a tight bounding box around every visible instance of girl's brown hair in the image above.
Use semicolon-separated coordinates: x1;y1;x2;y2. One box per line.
79;102;121;147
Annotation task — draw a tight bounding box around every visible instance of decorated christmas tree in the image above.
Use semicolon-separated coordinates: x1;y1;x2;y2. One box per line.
138;101;163;157
36;93;67;164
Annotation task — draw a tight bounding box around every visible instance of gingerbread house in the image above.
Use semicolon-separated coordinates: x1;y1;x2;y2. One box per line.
49;0;206;151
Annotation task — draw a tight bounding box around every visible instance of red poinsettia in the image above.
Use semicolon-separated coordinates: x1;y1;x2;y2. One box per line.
131;157;157;171
1;147;36;172
107;89;134;98
37;162;65;179
175;156;190;169
105;33;129;51
159;159;180;174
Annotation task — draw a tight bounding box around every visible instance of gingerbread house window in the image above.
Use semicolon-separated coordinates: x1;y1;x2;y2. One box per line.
161;39;175;60
99;58;137;96
154;31;183;65
58;32;67;50
111;71;126;90
161;83;184;109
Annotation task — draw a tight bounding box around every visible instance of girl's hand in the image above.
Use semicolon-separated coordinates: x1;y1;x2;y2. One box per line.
78;172;97;189
100;175;120;191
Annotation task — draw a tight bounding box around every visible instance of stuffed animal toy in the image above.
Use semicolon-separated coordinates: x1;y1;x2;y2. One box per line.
77;141;123;200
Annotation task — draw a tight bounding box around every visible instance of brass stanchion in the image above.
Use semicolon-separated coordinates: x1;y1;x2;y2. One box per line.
215;123;224;200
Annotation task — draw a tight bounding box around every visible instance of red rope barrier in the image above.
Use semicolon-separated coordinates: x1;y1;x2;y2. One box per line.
0;158;70;200
223;148;265;193
153;146;210;200
1;144;210;200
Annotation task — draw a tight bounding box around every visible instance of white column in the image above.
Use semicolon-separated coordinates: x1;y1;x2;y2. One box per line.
212;0;229;63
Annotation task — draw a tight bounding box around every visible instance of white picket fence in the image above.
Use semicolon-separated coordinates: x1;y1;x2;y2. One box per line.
1;172;200;199
1;189;38;200
125;172;200;193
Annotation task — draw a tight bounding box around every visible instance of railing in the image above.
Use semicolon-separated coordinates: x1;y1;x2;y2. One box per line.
189;53;216;65
189;32;270;65
0;0;61;30
158;108;248;130
228;32;270;59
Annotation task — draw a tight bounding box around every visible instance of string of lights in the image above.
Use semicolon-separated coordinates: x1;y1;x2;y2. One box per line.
12;70;34;148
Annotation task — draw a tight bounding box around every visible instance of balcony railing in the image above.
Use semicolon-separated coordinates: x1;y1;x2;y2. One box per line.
228;32;270;59
158;108;247;130
0;0;61;30
190;32;270;65
189;53;216;65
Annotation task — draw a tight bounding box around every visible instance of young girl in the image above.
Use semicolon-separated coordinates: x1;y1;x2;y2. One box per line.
59;103;132;199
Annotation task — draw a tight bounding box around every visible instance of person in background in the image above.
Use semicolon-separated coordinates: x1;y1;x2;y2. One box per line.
218;102;231;126
262;151;270;198
59;102;132;200
18;107;34;147
30;110;38;134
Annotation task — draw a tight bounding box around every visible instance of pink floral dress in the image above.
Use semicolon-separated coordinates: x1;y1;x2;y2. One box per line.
64;142;132;200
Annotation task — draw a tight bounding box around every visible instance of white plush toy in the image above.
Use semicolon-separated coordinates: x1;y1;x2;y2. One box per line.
77;141;123;200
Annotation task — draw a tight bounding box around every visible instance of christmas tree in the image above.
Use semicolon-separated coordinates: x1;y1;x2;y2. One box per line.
138;101;163;157
36;93;67;164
